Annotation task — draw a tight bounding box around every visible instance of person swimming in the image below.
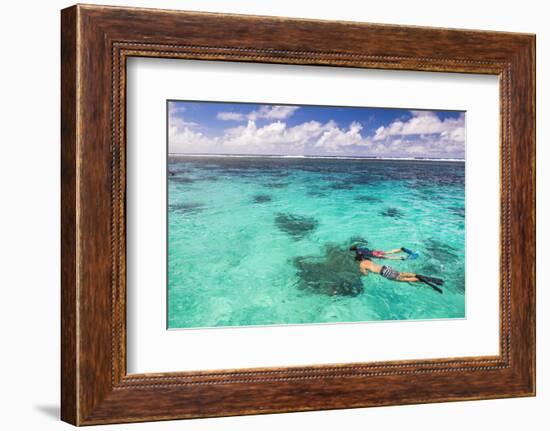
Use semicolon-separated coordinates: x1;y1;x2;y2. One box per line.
349;244;409;260
354;252;444;294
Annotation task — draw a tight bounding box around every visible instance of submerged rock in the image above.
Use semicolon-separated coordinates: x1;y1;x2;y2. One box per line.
354;195;382;203
418;262;441;274
307;190;327;198
252;194;272;204
275;213;318;240
169;202;205;214
352;174;382;185
448;206;465;218
170;176;195;184
265;181;288;189
453;271;466;293
380;207;405;219
328;182;354;190
293;242;364;297
411;188;444;201
424;238;459;261
348;236;369;245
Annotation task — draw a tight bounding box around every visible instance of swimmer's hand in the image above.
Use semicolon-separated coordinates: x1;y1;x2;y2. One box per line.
383;255;406;260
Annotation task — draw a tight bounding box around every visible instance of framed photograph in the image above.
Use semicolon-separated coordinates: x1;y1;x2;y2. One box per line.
61;4;536;425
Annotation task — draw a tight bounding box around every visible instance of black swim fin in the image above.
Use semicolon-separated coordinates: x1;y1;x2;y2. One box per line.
419;275;444;286
417;275;443;294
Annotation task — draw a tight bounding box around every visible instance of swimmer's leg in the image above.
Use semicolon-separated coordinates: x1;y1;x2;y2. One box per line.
397;275;419;282
398;272;418;280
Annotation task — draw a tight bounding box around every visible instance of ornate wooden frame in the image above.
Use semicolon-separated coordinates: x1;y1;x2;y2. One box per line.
61;4;536;425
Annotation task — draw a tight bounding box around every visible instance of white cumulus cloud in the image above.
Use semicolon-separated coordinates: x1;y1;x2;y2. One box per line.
220;120;370;154
315;121;370;152
368;110;465;158
374;110;465;141
248;105;299;121
169;108;214;154
216;112;246;121
217;105;300;122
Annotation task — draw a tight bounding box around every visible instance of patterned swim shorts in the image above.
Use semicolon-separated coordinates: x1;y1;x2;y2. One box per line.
380;265;400;281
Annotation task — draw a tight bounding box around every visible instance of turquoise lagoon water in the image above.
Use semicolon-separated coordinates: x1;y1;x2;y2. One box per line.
168;156;465;329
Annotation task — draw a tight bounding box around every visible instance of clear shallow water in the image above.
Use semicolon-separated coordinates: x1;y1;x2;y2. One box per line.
168;156;465;329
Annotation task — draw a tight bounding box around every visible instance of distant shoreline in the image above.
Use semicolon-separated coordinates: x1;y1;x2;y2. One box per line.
168;153;465;163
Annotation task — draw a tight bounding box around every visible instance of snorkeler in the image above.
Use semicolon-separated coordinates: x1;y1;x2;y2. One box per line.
354;253;444;294
349;244;416;260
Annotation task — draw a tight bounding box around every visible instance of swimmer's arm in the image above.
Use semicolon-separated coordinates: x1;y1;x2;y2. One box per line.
382;255;406;260
360;267;369;276
385;248;404;254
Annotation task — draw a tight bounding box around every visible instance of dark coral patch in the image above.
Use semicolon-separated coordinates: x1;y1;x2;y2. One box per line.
265;181;288;189
328;182;354;190
252;194;272;204
294;242;364;297
348;236;369;245
170;176;195;184
275;213;318;240
354;195;382;203
448;206;465;217
351;174;383;185
380;207;405;219
169;202;205;214
424;238;459;262
307;190;327;198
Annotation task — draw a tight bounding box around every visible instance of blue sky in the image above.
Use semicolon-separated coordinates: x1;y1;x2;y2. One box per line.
168;101;465;159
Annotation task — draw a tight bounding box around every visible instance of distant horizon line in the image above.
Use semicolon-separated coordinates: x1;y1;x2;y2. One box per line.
167;153;465;162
